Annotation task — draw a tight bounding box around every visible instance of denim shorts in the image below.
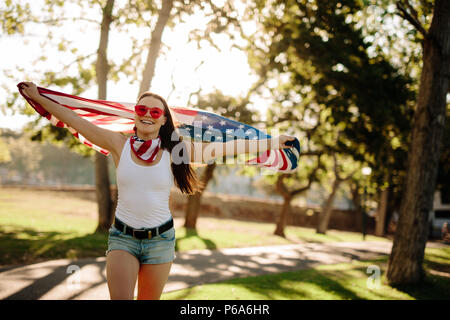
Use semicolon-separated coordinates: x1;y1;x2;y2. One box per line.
105;221;176;264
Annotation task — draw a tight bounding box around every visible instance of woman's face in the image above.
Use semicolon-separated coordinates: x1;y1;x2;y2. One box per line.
134;95;167;138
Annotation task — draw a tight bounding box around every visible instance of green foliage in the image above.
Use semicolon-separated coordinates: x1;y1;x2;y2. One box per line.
0;0;31;35
1;1;103;154
243;0;423;207
194;89;254;125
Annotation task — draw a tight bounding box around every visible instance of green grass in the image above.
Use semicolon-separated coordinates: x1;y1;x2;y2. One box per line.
0;188;107;265
1;187;449;300
0;187;387;266
162;247;450;300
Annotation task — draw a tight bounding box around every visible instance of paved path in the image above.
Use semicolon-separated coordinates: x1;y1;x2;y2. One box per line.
1;241;444;300
0;241;395;300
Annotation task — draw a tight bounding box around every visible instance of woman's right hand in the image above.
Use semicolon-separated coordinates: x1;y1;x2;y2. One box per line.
271;135;296;149
19;82;41;100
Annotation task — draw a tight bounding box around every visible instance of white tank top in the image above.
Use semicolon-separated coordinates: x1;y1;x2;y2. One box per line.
114;138;174;229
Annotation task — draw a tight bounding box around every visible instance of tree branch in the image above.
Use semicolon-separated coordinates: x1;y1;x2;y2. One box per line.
276;174;291;198
37;17;100;24
291;167;317;197
341;168;357;181
291;154;322;197
396;1;428;38
61;52;97;72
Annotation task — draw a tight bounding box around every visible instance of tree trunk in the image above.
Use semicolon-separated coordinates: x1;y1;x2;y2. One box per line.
184;162;216;230
375;186;389;237
94;0;114;233
274;195;292;237
184;192;202;230
138;0;174;96
351;183;363;233
316;179;341;234
387;0;450;285
95;153;113;232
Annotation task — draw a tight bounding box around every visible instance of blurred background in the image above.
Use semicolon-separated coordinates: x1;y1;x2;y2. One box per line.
0;0;449;291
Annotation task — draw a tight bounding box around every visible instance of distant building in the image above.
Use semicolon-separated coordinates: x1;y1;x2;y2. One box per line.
429;190;450;238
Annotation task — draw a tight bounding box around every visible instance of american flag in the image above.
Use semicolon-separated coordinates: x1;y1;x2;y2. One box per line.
17;83;301;173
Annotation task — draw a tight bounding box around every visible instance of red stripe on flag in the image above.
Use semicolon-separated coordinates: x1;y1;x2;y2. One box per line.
38;87;133;113
257;150;271;164
171;107;198;116
280;150;288;170
271;150;279;167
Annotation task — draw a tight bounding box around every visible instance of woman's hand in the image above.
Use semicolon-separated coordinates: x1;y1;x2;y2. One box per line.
19;82;41;100
271;135;296;149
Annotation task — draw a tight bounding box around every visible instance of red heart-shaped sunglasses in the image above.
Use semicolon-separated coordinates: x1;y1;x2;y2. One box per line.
134;105;165;118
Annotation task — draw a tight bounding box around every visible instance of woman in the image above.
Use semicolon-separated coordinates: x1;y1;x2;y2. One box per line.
19;81;296;300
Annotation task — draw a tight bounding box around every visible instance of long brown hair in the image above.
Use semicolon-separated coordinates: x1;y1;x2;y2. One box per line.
137;91;205;195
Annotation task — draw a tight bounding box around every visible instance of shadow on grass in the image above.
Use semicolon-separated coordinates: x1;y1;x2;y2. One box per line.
212;265;450;300
175;228;217;251
0;225;108;267
391;274;450;300
0;225;110;300
165;254;450;300
212;268;363;300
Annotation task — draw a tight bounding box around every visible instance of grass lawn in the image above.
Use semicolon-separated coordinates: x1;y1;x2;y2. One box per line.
1;187;449;300
0;187;386;266
162;247;450;300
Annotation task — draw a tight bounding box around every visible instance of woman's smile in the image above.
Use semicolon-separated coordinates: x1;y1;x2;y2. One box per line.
140;118;155;125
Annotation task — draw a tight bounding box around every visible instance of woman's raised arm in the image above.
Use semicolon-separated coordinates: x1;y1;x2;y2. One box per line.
188;135;296;164
19;82;125;157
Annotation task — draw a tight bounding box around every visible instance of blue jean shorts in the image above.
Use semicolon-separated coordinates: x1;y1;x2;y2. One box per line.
105;221;176;264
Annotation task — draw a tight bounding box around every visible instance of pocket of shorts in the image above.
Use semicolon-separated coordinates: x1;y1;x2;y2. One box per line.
159;227;175;241
108;226;122;236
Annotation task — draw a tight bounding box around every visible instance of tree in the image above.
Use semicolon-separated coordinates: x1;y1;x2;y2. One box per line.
374;172;390;236
2;0;179;232
316;152;357;234
386;0;450;285
138;0;174;96
273;154;322;237
94;0;115;232
243;0;414;236
1;0;119;231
